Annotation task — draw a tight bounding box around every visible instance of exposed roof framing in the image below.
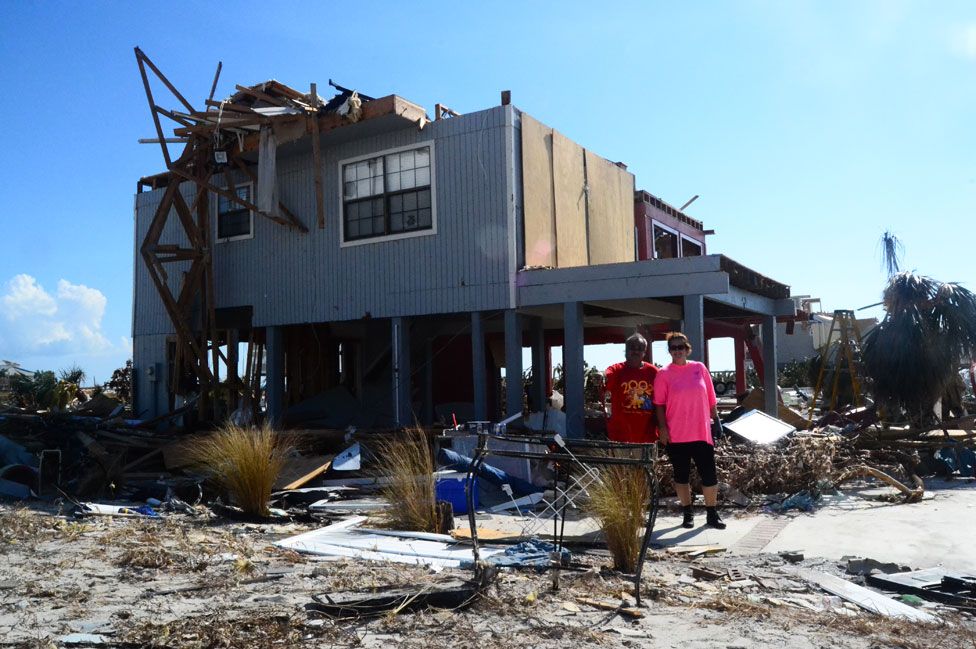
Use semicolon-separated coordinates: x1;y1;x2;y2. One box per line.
133;47;426;419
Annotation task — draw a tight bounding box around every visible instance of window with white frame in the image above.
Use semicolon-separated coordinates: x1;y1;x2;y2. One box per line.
342;145;433;242
216;184;253;241
653;223;679;259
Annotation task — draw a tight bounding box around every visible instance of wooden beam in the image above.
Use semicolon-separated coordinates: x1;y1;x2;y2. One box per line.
230;156;308;232
234;83;290;108
168;166;307;232
134;47;195;113
207;61;222;104
134;47;171;168
281;459;333;491
310;83;325;229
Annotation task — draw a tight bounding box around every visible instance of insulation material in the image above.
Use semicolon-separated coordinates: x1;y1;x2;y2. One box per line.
585;150;636;265
257;124;278;215
520;114;556;267
552;129;588;268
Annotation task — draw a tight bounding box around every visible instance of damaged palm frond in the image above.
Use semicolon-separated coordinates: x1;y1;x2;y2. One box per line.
863;272;976;423
879;230;903;278
374;428;440;532
188;422;293;517
587;460;649;573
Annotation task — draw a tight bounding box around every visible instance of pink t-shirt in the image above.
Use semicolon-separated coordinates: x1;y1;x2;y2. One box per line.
652;360;717;445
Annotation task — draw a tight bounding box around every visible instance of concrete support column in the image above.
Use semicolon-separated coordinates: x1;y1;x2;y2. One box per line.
266;326;285;427
682;294;705;363
762;315;778;416
529;316;547;411
471;312;487;421
392;317;411;428
563;301;585;439
504;310;523;418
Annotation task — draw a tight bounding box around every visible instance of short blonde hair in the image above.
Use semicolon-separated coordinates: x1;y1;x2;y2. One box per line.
665;331;692;353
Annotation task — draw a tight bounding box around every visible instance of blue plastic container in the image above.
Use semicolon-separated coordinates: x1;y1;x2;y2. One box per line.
435;471;478;514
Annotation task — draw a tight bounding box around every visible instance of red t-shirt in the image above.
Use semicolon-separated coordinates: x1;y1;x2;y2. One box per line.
604;361;659;443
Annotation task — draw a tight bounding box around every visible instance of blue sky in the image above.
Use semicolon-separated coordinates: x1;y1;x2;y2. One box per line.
0;1;973;382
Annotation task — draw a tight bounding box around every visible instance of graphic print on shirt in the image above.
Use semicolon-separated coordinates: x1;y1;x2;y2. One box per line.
621;379;653;412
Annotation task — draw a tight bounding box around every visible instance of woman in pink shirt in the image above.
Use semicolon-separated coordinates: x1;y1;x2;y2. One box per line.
653;332;726;530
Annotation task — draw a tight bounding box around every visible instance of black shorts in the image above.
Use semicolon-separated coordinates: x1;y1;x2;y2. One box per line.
666;441;717;487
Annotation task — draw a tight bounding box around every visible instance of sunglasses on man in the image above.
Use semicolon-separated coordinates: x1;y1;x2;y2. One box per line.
668;344;689;351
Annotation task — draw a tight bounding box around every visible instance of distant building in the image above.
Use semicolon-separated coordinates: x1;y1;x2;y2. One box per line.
0;361;34;394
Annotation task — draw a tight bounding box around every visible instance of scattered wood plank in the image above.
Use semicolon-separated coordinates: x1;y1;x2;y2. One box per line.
281;459;333;491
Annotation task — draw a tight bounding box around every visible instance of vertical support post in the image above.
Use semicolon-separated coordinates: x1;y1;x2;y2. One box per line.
762;315;778;417
266;326;284;427
504;309;523;418
682;294;705;363
424;336;434;426
392;317;411;428
563;301;585;439
227;329;240;413
734;335;746;394
529;316;546;412
471;312;487;421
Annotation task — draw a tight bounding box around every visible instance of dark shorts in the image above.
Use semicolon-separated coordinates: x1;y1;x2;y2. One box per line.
666;441;717;487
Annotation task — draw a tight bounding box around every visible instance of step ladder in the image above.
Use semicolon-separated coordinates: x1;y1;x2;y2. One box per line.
808;309;865;421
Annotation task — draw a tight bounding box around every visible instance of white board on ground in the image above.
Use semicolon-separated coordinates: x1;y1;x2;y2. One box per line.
797;568;936;622
724;409;795;445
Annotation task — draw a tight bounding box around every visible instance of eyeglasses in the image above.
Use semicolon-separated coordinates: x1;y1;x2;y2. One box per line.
668;344;689;352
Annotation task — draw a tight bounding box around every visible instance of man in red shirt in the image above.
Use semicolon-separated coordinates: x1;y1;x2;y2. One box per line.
600;333;658;443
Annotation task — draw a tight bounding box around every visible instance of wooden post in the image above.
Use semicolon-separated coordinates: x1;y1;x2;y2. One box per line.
310;83;325;229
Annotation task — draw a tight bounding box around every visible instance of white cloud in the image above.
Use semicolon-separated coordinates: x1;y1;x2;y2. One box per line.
1;274;57;319
950;23;976;60
0;274;121;361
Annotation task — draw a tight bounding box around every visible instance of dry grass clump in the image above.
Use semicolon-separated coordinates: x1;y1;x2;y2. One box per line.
0;507;45;548
374;428;439;532
586;463;649;573
189;422;293;517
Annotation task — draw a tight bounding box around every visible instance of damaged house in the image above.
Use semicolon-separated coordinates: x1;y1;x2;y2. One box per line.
131;50;795;435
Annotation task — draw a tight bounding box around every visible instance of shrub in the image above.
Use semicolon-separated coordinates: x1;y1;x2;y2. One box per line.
587;460;650;573
189;422;292;517
374;428;441;532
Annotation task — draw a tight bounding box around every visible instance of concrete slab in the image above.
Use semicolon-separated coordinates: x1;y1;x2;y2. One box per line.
765;479;976;573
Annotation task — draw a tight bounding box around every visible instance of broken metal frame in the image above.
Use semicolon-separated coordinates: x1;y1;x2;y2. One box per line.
465;433;660;606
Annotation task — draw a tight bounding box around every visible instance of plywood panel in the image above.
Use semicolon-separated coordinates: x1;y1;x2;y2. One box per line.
520;114;556;267
585;150;636;265
552;130;588;268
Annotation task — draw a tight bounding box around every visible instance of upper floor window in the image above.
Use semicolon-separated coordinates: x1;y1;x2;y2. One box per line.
216;184;253;242
681;236;703;256
341;144;434;244
653;223;679;259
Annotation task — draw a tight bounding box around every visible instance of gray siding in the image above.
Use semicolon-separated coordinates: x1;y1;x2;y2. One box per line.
133;105;516;336
132;333;170;418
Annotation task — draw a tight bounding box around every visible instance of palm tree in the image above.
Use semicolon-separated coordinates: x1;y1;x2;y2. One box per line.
862;272;976;425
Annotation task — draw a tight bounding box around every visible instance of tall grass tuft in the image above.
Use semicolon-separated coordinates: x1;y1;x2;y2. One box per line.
587;462;650;573
189;422;292;518
374;428;440;532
